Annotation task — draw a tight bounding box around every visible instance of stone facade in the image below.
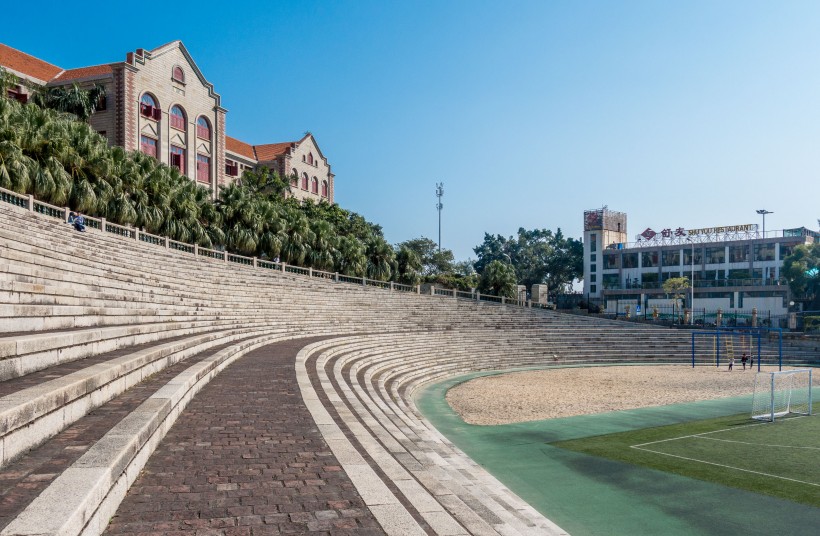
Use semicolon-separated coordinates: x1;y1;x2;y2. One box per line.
0;41;334;203
128;43;224;193
225;133;335;204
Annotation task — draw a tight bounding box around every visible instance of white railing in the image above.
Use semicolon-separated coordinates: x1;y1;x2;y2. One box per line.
1;186;541;311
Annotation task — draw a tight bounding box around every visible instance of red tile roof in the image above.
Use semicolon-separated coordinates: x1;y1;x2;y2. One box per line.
0;43;62;82
225;136;257;160
254;142;293;161
51;63;114;82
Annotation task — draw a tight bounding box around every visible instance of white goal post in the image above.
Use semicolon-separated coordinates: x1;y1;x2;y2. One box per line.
751;369;814;422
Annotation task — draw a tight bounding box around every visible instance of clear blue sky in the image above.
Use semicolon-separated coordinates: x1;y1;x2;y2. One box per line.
5;1;819;260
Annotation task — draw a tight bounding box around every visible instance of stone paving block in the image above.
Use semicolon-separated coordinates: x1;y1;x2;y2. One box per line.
103;339;385;535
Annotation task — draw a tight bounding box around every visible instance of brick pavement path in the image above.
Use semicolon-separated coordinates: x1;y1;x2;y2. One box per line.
0;336;238;531
104;337;386;536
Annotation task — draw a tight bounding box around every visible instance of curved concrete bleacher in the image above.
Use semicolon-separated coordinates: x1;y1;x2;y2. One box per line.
1;201;817;535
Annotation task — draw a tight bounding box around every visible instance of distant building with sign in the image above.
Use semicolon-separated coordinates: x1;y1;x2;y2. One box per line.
583;207;818;317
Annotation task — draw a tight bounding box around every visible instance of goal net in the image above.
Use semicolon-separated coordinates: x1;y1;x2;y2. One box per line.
751;369;814;422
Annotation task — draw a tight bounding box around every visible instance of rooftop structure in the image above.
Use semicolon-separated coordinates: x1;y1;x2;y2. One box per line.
583;207;818;318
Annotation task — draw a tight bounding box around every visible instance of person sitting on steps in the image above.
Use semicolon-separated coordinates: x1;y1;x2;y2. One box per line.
73;212;86;232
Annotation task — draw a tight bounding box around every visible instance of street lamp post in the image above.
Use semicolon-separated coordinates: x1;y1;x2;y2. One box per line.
756;209;773;285
687;237;695;325
756;209;772;239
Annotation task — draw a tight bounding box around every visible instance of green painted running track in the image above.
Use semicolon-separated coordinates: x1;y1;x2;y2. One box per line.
415;367;820;536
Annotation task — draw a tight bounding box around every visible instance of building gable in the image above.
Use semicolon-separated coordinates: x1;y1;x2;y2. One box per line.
128;41;224;111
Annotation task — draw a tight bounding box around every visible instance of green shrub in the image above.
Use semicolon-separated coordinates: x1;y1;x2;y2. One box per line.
804;316;820;333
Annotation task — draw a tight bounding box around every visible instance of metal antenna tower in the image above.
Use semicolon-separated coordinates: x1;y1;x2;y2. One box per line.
435;183;444;251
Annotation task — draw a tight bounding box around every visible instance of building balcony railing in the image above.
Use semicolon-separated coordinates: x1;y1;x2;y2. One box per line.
602;278;787;292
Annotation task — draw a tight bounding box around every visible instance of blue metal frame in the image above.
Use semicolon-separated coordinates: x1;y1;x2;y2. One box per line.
690;327;782;370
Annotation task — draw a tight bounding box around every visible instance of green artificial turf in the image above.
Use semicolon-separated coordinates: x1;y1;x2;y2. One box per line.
416;368;820;536
551;413;820;507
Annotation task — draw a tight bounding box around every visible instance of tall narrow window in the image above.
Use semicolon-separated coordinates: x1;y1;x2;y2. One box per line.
140;135;157;158
196;154;210;183
290;168;298;187
170;145;186;174
301;172;308;190
321;180;328;197
170;106;186;131
311;177;319;194
196;117;211;140
307;153;314;165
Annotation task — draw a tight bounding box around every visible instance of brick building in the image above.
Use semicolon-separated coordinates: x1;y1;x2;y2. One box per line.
0;41;334;203
225;133;334;204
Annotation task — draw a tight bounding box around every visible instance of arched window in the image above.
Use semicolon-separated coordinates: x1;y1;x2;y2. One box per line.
196;117;211;140
140;93;160;120
170;105;186;131
311;177;319;194
321;180;328;198
307;153;314;165
140;93;156;107
291;168;298;187
301;172;309;190
172;66;185;84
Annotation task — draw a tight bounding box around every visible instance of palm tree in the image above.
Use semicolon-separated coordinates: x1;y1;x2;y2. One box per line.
308;220;338;271
255;201;284;259
336;235;367;276
0;140;32;194
365;236;394;281
0;67;17;96
395;245;422;285
31;83;106;122
280;208;314;265
240;166;291;199
479;260;517;298
219;184;261;254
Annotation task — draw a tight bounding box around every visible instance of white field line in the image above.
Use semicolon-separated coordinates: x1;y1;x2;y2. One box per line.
695;436;820;450
631;421;763;450
630;445;820;487
630;416;820;487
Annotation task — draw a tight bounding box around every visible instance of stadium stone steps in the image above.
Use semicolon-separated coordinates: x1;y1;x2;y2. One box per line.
1;199;818;535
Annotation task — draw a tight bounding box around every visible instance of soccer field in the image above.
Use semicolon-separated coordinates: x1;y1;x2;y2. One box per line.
552;413;820;507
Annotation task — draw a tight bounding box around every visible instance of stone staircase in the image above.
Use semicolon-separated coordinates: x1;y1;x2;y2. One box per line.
0;201;817;535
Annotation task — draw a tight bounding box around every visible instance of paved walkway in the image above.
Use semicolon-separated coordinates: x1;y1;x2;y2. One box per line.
104;337;386;536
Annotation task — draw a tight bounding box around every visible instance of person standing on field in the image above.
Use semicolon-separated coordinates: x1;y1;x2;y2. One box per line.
741;353;748;370
728;356;734;371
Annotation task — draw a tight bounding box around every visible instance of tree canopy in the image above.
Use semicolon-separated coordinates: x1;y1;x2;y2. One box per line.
31;82;107;123
478;260;517;298
0;88;399;281
473;227;582;296
662;277;691;307
783;243;820;310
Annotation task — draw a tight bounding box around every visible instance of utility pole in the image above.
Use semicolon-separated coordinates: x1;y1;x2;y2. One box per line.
436;183;444;251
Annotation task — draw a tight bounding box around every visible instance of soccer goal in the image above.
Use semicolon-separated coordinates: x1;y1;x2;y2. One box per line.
751;369;814;422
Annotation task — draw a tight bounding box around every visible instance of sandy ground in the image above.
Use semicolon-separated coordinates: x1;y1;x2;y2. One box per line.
446;365;791;425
